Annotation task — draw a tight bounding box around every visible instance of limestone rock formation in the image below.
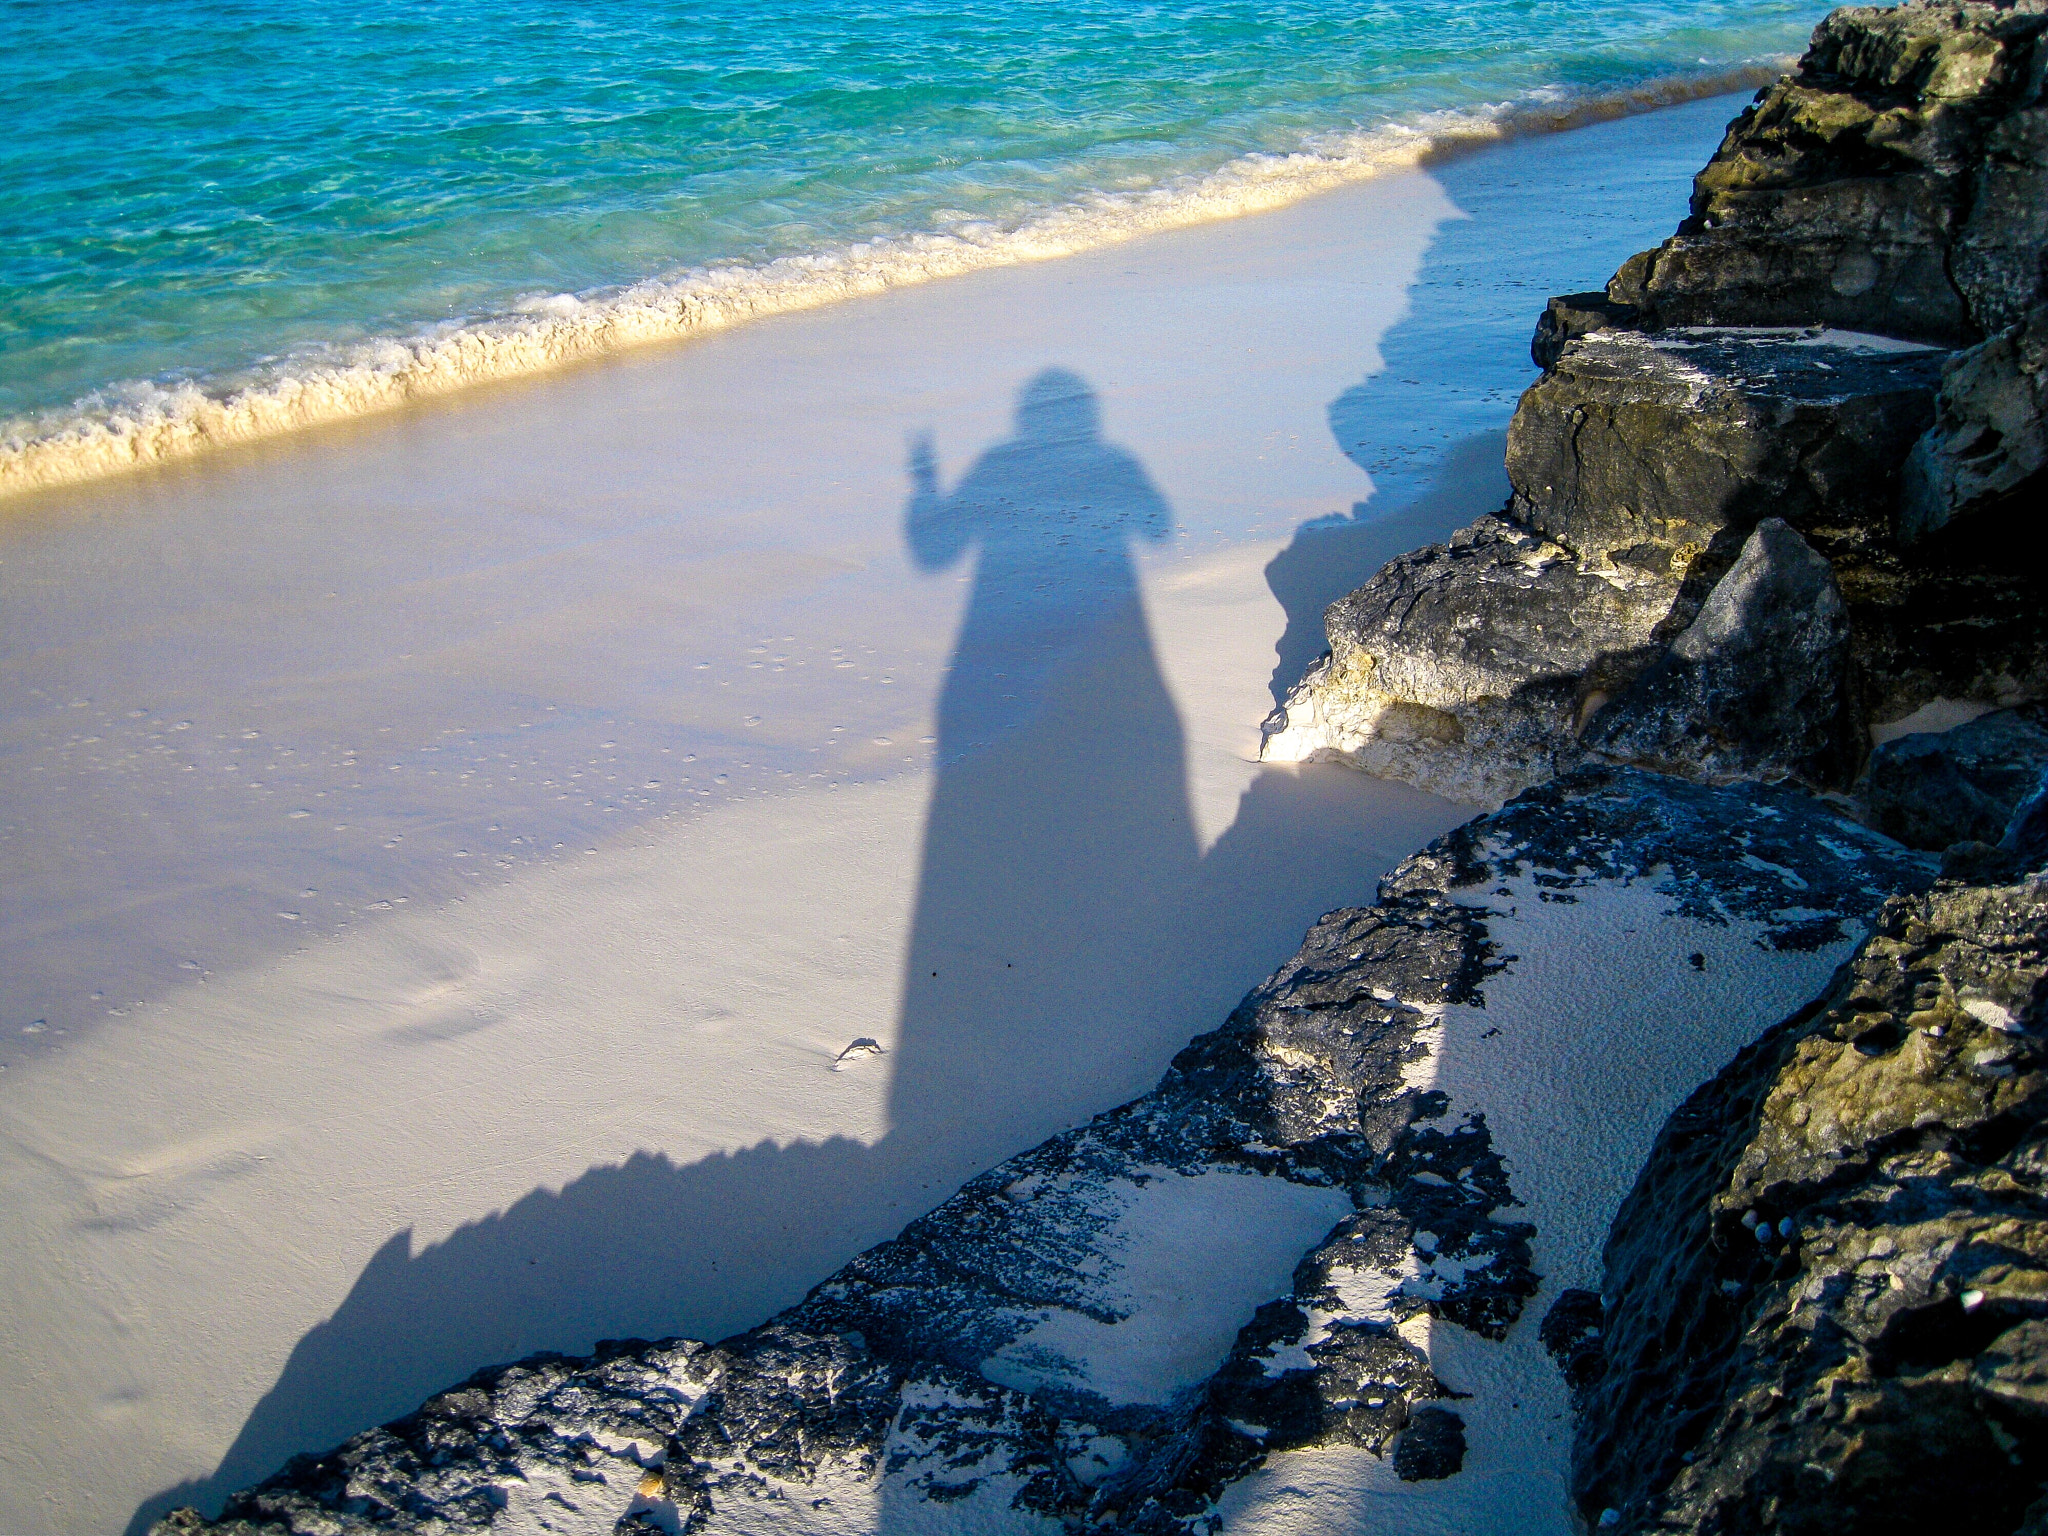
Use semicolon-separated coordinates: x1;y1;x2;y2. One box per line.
1268;0;2048;804
1567;871;2048;1534
1608;1;2048;344
1902;303;2048;541
155;769;1933;1535
1262;327;1943;803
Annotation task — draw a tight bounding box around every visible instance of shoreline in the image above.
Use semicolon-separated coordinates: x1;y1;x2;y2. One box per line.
0;96;1751;1536
0;69;1778;507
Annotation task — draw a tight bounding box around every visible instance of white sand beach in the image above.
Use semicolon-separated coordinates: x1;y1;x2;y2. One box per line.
0;97;1741;1536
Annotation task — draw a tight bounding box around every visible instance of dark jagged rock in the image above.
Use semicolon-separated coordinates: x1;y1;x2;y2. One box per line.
1558;5;2048;725
1388;1406;1466;1481
1507;326;1943;584
1859;703;2048;848
1571;873;2048;1534
1580;519;1863;788
1504;324;2045;731
1539;1289;1608;1394
1262;13;2048;1518
1583;2;2048;726
1607;1;2048;345
1530;291;1640;370
1259;513;1681;803
1953;88;2048;335
1902;303;2048;541
155;769;1933;1535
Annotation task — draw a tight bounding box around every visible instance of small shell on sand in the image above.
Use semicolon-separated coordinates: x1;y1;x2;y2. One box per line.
833;1037;887;1070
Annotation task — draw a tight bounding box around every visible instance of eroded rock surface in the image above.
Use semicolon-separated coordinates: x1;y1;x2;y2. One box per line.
1569;873;2048;1534
1506;325;1942;584
1501;321;2047;730
1580;518;1863;787
1609;1;2048;344
1260;514;1678;804
1263;327;1941;803
1902;302;2048;541
157;770;1932;1536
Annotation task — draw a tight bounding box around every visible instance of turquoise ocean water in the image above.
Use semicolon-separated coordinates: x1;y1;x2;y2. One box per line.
2;0;1823;483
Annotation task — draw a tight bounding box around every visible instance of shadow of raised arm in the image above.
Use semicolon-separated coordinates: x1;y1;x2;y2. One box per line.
905;430;972;573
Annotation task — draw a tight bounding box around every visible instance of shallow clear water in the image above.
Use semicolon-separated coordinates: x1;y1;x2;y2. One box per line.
2;0;1821;439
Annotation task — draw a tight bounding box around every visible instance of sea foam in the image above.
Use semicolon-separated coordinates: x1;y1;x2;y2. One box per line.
0;69;1774;503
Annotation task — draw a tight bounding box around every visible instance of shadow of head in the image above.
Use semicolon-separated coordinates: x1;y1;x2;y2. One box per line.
907;367;1170;582
1014;365;1101;445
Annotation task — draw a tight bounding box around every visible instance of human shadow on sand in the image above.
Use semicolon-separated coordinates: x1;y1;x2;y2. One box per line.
129;372;1464;1534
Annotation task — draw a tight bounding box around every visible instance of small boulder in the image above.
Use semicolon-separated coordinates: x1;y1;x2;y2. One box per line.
1540;1289;1608;1393
1859;703;2048;849
1900;303;2048;543
1391;1405;1467;1481
1580;520;1863;788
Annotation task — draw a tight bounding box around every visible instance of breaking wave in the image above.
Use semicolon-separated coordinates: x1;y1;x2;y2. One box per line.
0;66;1775;502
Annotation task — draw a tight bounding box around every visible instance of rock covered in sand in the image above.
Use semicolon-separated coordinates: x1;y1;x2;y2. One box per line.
153;769;1932;1535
